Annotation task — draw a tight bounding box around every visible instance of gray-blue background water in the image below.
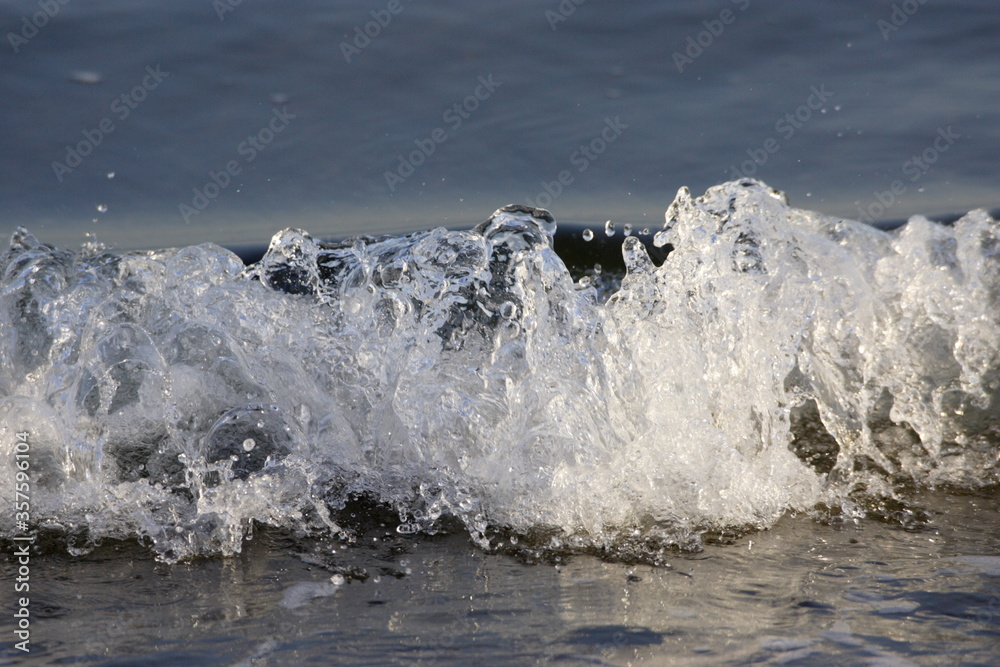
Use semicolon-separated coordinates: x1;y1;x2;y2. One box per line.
1;0;997;249
2;1;999;665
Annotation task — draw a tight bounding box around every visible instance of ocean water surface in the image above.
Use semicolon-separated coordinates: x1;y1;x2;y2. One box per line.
2;1;999;665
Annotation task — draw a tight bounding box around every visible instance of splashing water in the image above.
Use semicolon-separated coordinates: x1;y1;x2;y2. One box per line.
1;181;997;562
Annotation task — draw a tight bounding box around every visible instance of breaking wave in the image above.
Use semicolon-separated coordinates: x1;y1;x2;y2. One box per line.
1;180;997;562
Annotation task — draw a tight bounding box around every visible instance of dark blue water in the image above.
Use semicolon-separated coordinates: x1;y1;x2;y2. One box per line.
1;0;997;249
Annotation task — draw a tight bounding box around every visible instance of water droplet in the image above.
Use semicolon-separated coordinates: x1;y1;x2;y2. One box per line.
107;171;115;179
640;227;650;235
623;223;633;236
70;70;102;84
604;220;615;237
242;438;256;452
582;229;594;242
96;204;108;213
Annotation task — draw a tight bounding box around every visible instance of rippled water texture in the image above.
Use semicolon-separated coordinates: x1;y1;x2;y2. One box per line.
2;494;998;665
1;180;998;566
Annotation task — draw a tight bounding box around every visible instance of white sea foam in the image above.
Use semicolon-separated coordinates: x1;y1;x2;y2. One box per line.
1;180;997;562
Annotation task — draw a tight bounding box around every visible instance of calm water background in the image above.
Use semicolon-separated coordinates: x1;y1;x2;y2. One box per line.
2;1;1000;665
1;0;998;250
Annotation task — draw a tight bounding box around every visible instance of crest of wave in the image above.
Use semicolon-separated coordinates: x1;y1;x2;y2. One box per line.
614;180;999;513
0;180;996;561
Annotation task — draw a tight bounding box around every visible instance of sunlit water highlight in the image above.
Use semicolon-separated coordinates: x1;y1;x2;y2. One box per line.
1;180;997;564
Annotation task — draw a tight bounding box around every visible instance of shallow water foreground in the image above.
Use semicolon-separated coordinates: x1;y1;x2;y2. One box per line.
1;491;997;665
